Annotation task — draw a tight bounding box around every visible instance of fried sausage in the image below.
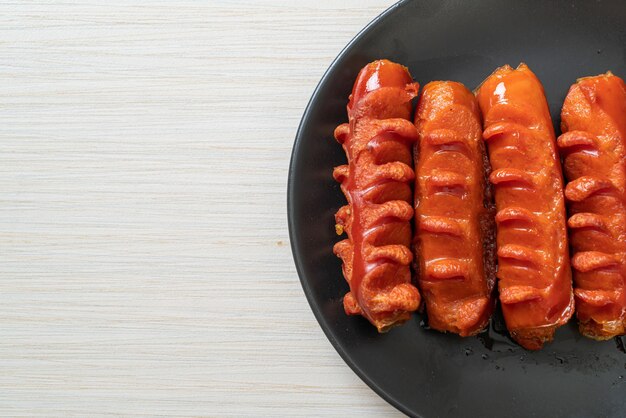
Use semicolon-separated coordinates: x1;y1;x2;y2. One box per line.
475;63;574;350
414;81;496;336
558;72;626;340
333;60;421;332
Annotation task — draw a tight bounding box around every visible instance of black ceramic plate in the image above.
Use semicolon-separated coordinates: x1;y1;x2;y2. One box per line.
288;1;626;417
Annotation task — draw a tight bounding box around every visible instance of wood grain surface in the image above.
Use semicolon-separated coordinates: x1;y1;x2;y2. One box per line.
0;1;404;416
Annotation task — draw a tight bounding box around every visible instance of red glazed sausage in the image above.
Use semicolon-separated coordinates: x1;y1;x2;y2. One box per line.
558;73;626;339
476;63;574;350
333;60;421;332
414;81;496;336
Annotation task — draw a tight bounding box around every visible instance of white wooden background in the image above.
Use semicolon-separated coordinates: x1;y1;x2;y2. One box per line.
0;1;405;416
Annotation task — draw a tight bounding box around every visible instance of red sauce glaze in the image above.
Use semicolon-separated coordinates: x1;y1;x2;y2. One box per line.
558;73;626;339
414;81;496;336
333;60;421;332
476;64;574;350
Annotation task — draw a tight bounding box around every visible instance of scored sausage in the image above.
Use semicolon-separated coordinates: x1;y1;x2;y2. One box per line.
414;81;496;336
558;72;626;339
333;60;421;332
476;63;574;350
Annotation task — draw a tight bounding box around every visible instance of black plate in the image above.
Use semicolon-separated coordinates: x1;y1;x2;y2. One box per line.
287;1;626;416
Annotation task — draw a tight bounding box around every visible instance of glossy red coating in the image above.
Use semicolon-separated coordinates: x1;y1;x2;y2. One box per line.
558;73;626;340
414;81;496;336
333;60;421;332
476;64;574;350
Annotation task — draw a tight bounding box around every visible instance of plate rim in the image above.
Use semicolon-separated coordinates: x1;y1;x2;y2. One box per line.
286;1;420;416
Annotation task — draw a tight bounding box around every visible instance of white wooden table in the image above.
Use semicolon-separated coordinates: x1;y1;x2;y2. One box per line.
1;1;404;416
